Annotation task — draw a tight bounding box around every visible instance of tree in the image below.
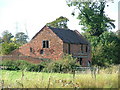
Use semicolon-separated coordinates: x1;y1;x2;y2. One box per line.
67;1;115;36
46;16;69;29
1;42;20;55
116;30;120;38
15;32;28;45
83;31;120;66
0;31;27;55
0;37;3;44
2;30;14;43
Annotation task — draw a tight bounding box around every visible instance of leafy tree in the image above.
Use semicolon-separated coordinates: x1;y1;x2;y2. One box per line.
83;31;120;66
2;30;14;43
1;42;20;55
0;37;3;44
15;32;28;45
67;1;115;36
116;30;120;38
46;16;69;29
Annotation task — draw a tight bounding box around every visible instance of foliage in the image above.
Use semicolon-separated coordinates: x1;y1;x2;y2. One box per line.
82;31;120;66
67;0;119;66
1;30;14;43
0;60;45;72
0;37;3;43
46;16;69;29
0;31;28;55
15;32;28;45
1;60;20;70
27;64;44;72
1;42;20;55
116;30;120;39
67;1;115;36
43;54;78;73
0;55;78;73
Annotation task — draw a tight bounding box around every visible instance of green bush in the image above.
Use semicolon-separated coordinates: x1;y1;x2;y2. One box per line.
1;42;20;55
1;55;79;73
0;60;20;70
27;64;44;72
0;60;45;72
43;54;79;73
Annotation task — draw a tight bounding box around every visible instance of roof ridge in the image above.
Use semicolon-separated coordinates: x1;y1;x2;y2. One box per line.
48;26;73;31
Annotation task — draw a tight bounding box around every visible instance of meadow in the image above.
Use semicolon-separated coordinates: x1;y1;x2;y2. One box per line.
0;68;119;89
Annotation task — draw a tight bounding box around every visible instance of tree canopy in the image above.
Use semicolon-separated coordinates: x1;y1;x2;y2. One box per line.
0;31;28;55
67;1;115;36
15;32;28;45
46;16;69;29
67;0;119;66
2;30;14;43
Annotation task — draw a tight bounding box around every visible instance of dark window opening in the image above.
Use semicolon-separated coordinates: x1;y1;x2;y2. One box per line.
81;45;83;53
30;47;33;52
68;44;70;54
43;40;49;48
79;58;82;65
40;50;44;54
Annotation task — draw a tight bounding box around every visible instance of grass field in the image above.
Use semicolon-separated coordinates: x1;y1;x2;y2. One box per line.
0;69;118;88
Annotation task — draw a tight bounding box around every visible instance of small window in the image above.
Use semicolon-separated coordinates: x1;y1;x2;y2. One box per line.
81;45;83;53
42;40;49;48
40;50;44;54
30;47;33;52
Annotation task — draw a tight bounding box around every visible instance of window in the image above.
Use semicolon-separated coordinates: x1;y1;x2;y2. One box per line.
30;47;33;52
40;49;44;54
68;44;70;54
81;45;83;53
42;40;49;48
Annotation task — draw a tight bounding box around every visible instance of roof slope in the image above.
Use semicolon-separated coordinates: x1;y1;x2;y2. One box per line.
48;26;89;44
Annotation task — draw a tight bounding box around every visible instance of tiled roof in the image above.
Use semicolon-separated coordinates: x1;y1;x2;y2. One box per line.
48;26;89;44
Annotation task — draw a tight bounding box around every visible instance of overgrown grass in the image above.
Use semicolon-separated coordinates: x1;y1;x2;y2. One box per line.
0;69;118;88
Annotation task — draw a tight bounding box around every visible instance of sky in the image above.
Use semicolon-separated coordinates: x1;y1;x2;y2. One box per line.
0;0;119;40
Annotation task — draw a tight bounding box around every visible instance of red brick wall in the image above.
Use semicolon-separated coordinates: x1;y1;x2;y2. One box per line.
11;26;64;60
10;26;91;66
63;43;91;66
0;55;42;64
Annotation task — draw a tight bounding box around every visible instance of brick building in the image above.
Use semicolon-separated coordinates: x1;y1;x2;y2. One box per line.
11;26;91;66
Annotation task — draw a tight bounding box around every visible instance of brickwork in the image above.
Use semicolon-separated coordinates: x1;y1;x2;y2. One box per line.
11;26;63;60
0;55;42;64
10;26;91;66
63;43;91;66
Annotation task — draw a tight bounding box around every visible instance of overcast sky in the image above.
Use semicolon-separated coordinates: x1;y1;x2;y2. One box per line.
0;0;119;39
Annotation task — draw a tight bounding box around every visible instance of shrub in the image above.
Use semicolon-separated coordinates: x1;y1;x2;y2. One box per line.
43;54;79;73
1;42;20;55
0;60;45;72
27;64;44;72
1;60;20;70
1;55;79;73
